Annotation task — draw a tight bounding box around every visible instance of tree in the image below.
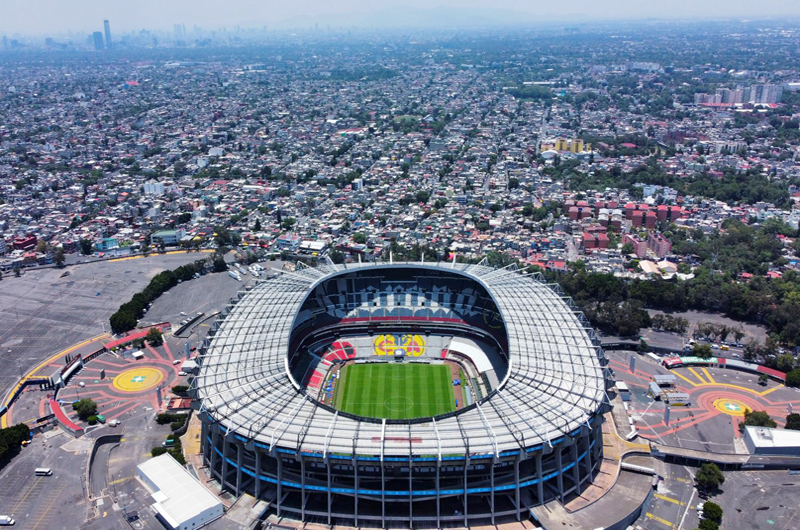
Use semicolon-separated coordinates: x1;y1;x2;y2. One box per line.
758;374;769;386
352;232;367;244
693;342;714;359
109;310;137;334
146;327;164;346
508;177;519;189
698;519;719;530
701;501;723;524
54;248;65;268
79;238;93;255
739;410;777;432
695;463;725;491
786;368;800;388
253;218;262;232
621;242;635;255
14;267;21;278
786;413;800;431
72;398;98;421
777;353;796;373
415;190;430;203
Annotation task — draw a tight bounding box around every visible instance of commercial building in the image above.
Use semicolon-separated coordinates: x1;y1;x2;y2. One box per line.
137;454;224;530
151;229;185;246
743;426;800;456
103;20;112;49
92;31;104;50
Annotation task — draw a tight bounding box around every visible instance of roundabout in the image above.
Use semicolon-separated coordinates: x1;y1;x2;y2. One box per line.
112;366;165;393
713;398;750;416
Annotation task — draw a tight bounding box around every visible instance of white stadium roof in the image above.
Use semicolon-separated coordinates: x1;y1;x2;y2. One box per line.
195;261;608;457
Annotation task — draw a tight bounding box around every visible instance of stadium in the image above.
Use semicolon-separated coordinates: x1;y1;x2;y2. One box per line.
194;261;611;528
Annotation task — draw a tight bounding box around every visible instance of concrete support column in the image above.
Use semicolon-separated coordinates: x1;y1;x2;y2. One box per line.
300;456;306;521
354;459;359;527
436;461;441;528
571;443;580;492
276;456;283;517
221;439;229;491
236;444;243;496
210;427;220;479
463;456;469;527
327;460;332;526
255;450;262;499
536;454;544;504
515;456;521;520
555;449;564;502
408;462;413;527
490;461;495;525
201;420;210;464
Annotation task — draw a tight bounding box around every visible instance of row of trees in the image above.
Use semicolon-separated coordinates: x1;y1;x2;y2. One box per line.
693;322;745;344
650;314;689;334
109;258;211;334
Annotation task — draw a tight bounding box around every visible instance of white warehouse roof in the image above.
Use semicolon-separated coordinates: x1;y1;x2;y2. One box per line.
137;454;223;530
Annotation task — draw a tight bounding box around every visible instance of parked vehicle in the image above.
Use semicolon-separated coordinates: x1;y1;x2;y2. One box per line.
34;468;52;476
0;514;15;525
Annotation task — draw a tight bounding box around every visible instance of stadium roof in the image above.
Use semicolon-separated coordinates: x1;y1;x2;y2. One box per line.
195;261;608;457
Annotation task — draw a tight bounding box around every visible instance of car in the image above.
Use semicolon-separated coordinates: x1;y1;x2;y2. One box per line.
0;514;15;525
173;359;181;365
109;419;121;427
21;439;31;446
190;346;197;352
180;311;187;316
78;382;85;388
178;371;188;376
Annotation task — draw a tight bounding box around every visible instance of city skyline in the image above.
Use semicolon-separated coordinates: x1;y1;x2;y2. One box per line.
3;0;800;36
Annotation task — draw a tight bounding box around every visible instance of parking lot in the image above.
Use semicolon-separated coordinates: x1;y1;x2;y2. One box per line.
714;470;800;529
0;428;89;529
0;252;223;401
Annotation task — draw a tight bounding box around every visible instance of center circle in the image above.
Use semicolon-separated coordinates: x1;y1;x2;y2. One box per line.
713;398;750;416
384;396;414;411
113;367;165;393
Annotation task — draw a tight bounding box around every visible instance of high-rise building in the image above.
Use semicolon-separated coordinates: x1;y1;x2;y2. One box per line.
103;20;112;49
93;31;104;50
174;24;182;41
1;36;7;50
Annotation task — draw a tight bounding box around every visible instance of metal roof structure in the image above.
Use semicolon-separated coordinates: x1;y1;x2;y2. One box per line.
195;261;608;458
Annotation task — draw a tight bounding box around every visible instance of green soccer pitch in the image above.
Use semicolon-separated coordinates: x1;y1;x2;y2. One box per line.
334;362;456;420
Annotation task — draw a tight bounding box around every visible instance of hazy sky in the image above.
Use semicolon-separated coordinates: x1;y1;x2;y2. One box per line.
3;0;800;35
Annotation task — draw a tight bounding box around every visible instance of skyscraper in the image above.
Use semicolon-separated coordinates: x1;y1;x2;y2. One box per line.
93;31;104;50
103;20;112;49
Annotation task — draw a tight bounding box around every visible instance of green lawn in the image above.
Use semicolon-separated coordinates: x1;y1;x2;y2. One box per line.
335;363;455;420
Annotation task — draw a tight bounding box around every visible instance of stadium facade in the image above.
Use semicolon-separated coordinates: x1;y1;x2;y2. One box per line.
193;261;612;527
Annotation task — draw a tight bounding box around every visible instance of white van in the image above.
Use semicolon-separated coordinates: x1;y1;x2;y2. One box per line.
34;468;52;476
0;514;15;525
